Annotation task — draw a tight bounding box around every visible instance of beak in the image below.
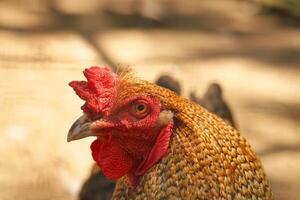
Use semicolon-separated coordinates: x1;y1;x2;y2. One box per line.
67;114;93;142
67;114;116;142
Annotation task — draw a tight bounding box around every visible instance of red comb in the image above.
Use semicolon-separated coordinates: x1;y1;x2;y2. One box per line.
69;66;117;116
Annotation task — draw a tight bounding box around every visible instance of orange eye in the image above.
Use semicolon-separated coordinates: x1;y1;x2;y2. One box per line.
135;102;148;116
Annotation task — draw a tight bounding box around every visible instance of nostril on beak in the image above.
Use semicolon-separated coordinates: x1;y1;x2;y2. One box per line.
91;113;103;121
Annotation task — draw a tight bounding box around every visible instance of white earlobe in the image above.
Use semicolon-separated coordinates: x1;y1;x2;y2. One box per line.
157;110;174;127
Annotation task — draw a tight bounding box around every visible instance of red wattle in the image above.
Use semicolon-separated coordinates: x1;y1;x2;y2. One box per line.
91;139;134;180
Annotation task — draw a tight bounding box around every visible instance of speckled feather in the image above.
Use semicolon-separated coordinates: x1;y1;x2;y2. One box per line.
112;70;273;200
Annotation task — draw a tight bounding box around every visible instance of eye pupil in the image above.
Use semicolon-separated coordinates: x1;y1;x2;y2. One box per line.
137;104;145;111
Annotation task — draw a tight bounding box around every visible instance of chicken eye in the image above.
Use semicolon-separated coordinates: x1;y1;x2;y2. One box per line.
137;104;145;111
134;102;149;116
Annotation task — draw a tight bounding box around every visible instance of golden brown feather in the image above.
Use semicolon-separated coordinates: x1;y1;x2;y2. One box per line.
111;71;272;199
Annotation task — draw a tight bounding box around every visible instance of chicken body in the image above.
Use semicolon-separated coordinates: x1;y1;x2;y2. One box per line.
68;67;272;200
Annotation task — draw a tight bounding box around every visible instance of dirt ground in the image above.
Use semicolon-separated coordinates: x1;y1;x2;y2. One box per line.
0;0;299;199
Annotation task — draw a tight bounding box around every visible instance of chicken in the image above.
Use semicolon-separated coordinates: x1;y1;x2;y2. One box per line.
190;83;236;128
79;77;237;200
68;66;273;199
155;74;182;95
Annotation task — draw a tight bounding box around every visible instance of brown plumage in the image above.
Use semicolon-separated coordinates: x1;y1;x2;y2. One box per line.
111;71;272;199
155;76;236;128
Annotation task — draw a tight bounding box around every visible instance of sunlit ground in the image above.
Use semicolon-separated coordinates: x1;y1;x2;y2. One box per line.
0;0;299;199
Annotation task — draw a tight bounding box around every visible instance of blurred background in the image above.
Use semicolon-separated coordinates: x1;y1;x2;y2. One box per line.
0;0;299;199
